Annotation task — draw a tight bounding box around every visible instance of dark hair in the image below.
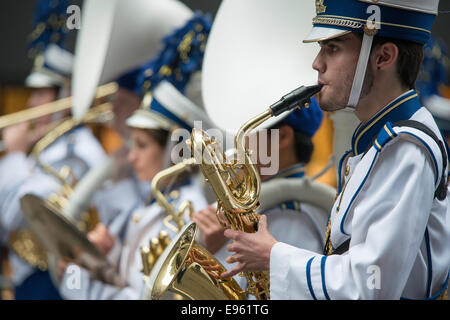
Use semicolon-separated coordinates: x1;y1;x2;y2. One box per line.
356;34;425;90
269;124;314;164
144;128;199;180
53;86;62;97
145;128;169;147
293;131;314;164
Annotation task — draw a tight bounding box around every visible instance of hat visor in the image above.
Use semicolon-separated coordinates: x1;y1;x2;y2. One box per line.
25;72;64;88
303;26;351;43
126;110;174;131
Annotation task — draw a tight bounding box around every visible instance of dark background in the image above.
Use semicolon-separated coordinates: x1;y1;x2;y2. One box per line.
0;0;449;86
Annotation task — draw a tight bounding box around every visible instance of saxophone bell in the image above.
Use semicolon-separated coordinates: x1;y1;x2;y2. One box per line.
149;222;247;300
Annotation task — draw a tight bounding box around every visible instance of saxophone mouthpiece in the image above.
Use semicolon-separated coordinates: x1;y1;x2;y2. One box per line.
269;84;323;117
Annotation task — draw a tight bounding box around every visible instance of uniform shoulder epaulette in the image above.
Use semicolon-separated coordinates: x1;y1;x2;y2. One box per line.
371;120;448;201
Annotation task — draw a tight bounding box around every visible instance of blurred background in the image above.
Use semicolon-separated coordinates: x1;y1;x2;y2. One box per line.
1;0;449;85
0;0;221;115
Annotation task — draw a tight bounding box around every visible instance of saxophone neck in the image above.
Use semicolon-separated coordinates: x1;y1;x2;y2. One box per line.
234;84;323;161
151;158;196;231
235;109;273;162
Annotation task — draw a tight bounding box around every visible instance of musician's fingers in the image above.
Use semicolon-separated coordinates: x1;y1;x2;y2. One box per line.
226;253;244;264
224;228;244;241
220;263;245;279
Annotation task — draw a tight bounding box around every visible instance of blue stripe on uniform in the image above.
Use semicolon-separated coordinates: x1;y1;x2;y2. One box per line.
400;132;440;185
424;228;433;298
321;256;331;300
306;257;317;300
340;152;379;236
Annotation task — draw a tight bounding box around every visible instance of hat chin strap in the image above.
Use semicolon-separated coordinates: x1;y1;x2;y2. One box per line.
345;33;374;111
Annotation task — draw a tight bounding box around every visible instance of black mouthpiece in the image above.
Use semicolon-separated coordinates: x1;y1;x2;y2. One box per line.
269;84;323;117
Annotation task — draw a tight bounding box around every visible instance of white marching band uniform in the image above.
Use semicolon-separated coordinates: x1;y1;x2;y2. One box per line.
91;174;150;236
59;80;213;300
270;92;450;299
265;0;450;301
0;125;107;289
260;165;328;255
214;163;332;295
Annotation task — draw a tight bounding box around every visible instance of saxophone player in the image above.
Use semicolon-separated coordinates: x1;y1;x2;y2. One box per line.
222;0;450;300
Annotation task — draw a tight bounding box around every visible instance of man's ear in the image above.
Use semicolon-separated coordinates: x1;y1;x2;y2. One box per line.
278;124;294;151
374;42;399;71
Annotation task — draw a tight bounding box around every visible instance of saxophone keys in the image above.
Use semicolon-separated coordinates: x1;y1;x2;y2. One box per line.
158;230;171;250
140;246;151;276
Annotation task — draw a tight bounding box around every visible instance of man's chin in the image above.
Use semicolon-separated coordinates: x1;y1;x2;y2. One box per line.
316;94;346;111
317;101;345;112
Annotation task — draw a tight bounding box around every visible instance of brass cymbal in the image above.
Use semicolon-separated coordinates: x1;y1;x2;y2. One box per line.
20;194;126;287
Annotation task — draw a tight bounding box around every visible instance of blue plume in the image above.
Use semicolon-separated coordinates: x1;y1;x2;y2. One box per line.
417;37;449;102
136;12;212;96
28;0;70;58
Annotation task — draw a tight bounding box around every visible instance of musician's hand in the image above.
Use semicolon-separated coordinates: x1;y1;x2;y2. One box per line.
3;121;47;153
220;215;277;279
55;258;70;281
87;223;116;255
3;122;31;153
191;205;228;254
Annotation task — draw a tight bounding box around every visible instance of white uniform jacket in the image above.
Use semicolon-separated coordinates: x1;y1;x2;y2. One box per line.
59;177;208;300
270;90;450;300
92;174;150;238
215;164;330;294
0;126;106;285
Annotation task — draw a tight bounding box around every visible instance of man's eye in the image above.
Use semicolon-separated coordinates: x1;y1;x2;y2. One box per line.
133;140;146;149
327;45;338;53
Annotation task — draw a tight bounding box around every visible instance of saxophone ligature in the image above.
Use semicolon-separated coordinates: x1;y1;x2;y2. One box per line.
148;84;322;300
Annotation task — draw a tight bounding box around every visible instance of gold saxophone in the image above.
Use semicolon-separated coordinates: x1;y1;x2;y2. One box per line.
147;84;323;300
189;84;324;300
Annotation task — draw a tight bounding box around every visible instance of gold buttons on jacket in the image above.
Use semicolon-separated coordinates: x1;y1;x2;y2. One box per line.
345;165;350;176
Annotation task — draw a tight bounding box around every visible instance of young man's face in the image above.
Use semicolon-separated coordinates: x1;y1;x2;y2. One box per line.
313;33;368;111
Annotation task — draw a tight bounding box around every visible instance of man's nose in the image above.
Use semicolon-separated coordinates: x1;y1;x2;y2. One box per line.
127;150;136;163
312;51;325;74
